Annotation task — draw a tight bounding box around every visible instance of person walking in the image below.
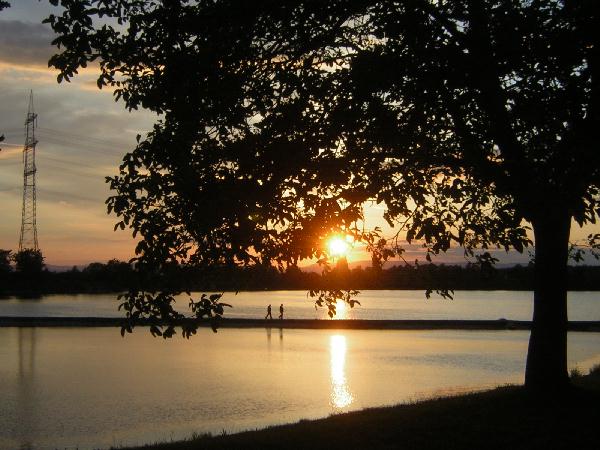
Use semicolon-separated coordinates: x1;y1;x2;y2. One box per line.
265;304;273;320
279;303;284;320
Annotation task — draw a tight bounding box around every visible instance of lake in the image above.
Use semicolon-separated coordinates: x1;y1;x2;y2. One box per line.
1;290;599;321
0;291;599;450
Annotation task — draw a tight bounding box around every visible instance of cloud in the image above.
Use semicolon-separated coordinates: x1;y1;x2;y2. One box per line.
0;55;156;265
0;20;55;66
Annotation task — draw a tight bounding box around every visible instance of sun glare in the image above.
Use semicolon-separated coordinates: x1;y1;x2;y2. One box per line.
328;237;350;257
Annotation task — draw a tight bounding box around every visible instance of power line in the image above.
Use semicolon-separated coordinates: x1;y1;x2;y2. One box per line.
0;120;139;212
3;127;136;158
37;127;130;150
0;142;23;147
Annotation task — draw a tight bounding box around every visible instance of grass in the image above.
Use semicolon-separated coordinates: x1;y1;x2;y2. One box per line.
120;366;600;450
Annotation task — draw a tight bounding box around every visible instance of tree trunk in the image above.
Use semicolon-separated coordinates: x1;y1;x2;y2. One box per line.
524;209;571;390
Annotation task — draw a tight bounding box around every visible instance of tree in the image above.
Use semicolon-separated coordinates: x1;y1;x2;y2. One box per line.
45;0;598;390
0;249;11;274
12;249;45;275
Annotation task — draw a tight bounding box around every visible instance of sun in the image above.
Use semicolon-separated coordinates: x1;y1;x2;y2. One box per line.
328;236;350;257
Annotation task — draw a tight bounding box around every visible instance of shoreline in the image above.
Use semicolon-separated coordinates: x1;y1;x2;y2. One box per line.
121;375;600;450
1;316;600;331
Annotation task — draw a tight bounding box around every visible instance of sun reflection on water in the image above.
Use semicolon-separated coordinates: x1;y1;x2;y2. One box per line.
329;334;353;408
334;300;347;319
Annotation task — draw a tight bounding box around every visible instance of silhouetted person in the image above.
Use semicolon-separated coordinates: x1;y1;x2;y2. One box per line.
279;303;284;320
265;304;273;319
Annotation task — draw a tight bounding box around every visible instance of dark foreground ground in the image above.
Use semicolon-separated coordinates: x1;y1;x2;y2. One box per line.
121;369;600;450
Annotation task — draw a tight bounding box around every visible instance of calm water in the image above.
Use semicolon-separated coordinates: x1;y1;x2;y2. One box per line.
1;291;599;450
1;290;599;321
0;327;599;450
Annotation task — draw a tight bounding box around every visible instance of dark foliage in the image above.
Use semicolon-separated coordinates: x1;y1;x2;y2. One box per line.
12;249;45;275
0;249;11;274
2;262;599;295
0;258;133;295
44;0;598;388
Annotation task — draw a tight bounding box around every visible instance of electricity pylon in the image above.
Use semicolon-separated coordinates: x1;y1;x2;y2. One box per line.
18;91;39;252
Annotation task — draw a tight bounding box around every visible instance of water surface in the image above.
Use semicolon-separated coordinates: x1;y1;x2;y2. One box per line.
1;290;599;321
1;326;599;450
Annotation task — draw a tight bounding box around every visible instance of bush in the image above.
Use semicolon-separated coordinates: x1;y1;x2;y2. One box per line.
569;367;583;379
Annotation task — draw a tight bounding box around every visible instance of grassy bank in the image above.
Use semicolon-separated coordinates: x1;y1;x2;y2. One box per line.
121;368;600;450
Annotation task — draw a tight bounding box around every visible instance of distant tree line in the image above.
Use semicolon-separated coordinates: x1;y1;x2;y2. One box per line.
1;249;599;295
1;249;45;275
182;261;600;293
0;249;132;295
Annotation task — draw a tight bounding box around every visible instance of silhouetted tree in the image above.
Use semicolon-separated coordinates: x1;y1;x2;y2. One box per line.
46;1;598;390
82;259;134;285
12;249;45;275
0;249;11;274
83;262;106;275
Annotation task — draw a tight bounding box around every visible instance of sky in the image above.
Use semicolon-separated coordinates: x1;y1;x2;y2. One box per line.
0;1;155;266
0;1;598;268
